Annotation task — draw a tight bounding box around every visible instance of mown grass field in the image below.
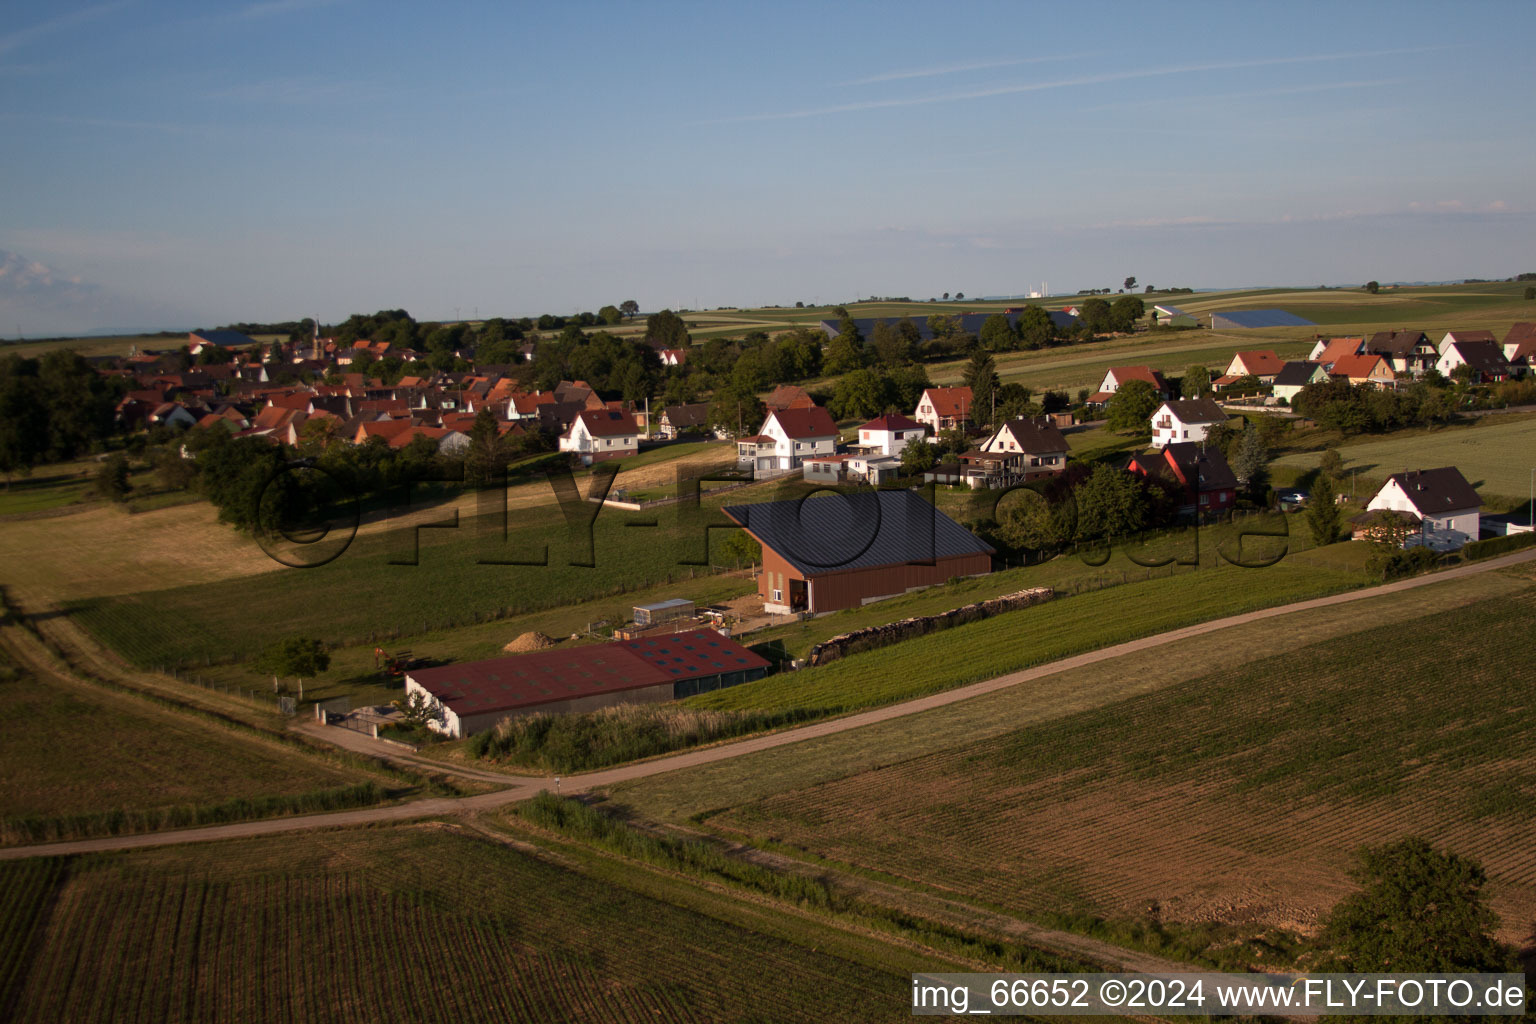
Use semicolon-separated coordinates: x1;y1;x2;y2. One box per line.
1273;414;1536;504
704;582;1536;942
63;478;777;670
683;558;1363;714
0;824;988;1023
0;645;386;844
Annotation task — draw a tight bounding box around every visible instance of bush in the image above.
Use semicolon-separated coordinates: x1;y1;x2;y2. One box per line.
1460;531;1536;561
469;704;820;772
1369;545;1440;580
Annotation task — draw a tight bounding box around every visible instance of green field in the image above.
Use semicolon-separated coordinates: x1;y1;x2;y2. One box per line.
66;482;772;671
684;558;1363;714
1274;414;1536;503
0;824;991;1023
700;582;1536;943
0;645;388;844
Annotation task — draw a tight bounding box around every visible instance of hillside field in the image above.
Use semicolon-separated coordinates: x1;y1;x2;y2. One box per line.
0;824;989;1023
702;582;1536;942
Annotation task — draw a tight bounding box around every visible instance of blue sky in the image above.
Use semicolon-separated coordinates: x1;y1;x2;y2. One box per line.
2;0;1533;334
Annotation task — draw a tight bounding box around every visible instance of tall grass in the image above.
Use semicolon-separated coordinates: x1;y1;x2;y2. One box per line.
0;781;387;845
470;704;821;772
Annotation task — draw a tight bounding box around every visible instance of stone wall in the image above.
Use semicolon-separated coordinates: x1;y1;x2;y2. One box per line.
806;586;1054;667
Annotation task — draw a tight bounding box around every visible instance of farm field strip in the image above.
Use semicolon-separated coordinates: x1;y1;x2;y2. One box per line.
703;587;1536;942
0;825;971;1023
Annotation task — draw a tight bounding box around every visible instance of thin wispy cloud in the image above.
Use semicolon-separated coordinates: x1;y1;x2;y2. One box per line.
238;0;345;19
841;54;1086;86
1079;77;1409;113
0;1;128;57
705;46;1450;124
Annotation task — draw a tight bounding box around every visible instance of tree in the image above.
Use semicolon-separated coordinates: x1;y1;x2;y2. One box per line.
962;349;999;425
1365;280;1380;294
899;438;936;475
954;292;964;300
1105;379;1158;432
257;637;330;697
978;313;1016;351
1074;464;1150;540
619;299;640;320
1079;297;1112;335
1319;837;1508;973
392;690;446;732
1230;421;1269;492
870;319;913;366
717;528;762;567
1110;295;1145;332
1183;364;1211;397
463;407;506;488
1123;276;1137;292
1016;305;1055;350
1306;473;1342;546
644;309;690;348
597;304;623;325
1318;447;1344;480
823;327;866;375
996;487;1073;553
829;368;893;420
1524;286;1535;300
95;454;132;502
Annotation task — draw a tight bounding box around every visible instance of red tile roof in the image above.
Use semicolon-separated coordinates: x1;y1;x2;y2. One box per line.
572;408;640;437
767;406;838;439
1230;350;1284;376
920;386;972;419
408;629;769;717
1105;365;1167;390
764;384;815;410
1329;352;1389;380
859;413;923;432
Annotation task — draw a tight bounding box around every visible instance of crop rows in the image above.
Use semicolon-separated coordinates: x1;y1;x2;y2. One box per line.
2;827;930;1023
711;588;1536;940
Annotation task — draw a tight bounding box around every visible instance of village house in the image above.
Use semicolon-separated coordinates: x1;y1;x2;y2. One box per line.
1128;442;1237;517
1149;397;1228;448
1089;365;1170;405
1328;352;1398;389
1436;339;1512;382
1307;336;1364;362
1219;350;1284;384
736;406;839;477
1363;466;1481;551
1271;361;1331;403
657;402;715;440
976;417;1069;482
1502;322;1536;372
764;384;816;411
559;408;642;464
852;413;925;457
1365;330;1437;376
912;386;973;432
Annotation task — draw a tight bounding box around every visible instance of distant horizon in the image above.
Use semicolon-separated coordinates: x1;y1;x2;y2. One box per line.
3;0;1533;335
5;276;1526;343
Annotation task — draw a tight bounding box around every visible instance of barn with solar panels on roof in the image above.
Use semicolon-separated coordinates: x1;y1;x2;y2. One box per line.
722;489;994;615
403;629;771;737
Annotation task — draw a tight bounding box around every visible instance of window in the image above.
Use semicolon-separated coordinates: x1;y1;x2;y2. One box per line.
771;588;782;603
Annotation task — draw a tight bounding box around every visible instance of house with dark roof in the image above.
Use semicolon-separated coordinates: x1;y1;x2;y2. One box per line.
723;489;993;614
404;629;771;737
977;417;1069;481
1128;442;1237;517
1150;397;1228;448
1435;339;1511;382
1272;361;1330;403
1502;322;1536;372
1365;330;1437;375
1364;466;1481;550
657;402;715;439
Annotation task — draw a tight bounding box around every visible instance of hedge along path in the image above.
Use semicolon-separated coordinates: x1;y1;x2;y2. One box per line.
3;545;1534;862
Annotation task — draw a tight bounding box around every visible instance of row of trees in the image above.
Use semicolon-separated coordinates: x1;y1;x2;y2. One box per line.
0;351;127;484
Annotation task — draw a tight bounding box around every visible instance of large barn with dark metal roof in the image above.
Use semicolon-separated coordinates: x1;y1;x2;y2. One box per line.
404;629;771;737
722;489;994;615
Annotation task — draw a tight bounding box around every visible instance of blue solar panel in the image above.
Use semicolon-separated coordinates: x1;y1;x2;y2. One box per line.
1210;309;1316;329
